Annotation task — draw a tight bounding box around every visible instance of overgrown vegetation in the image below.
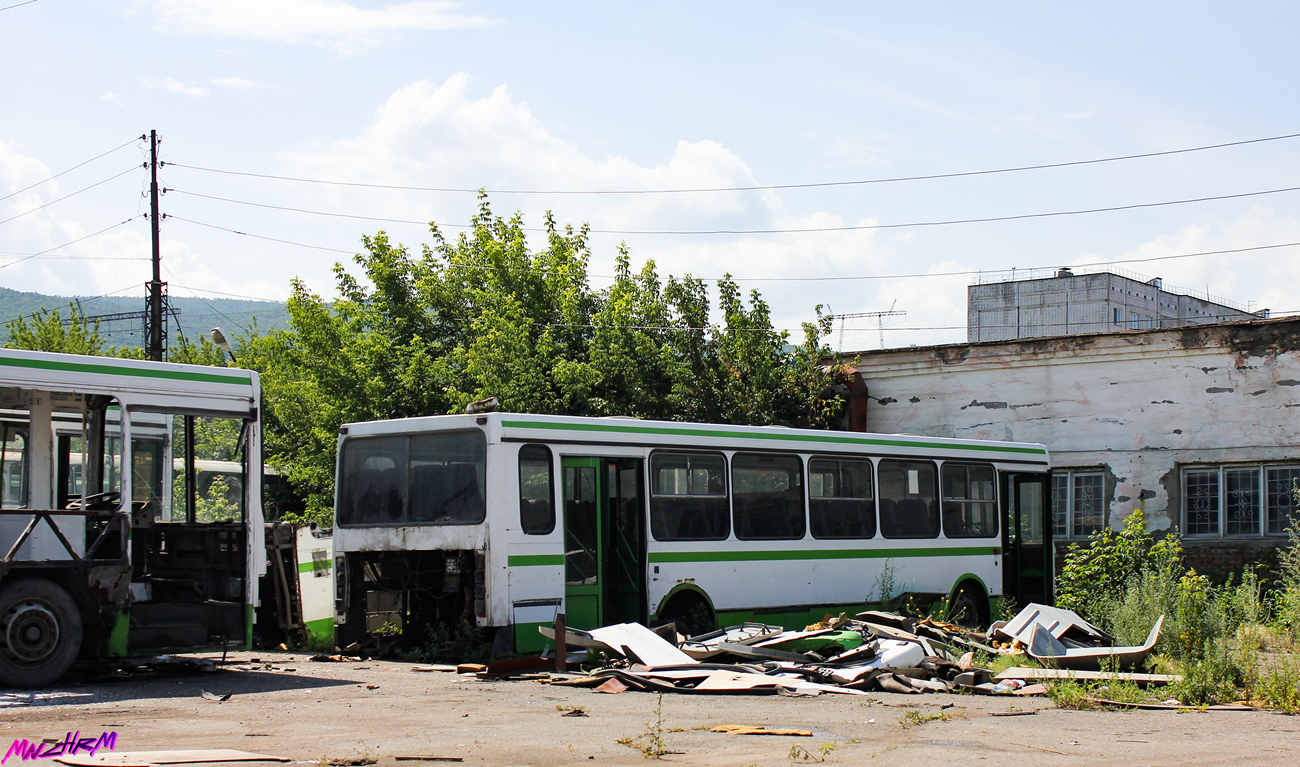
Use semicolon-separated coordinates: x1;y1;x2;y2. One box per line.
1053;509;1300;711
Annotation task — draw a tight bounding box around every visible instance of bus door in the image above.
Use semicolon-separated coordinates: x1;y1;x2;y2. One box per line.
561;456;645;630
1001;473;1053;607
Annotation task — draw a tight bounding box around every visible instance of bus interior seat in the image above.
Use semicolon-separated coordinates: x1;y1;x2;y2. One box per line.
896;498;931;537
942;502;966;536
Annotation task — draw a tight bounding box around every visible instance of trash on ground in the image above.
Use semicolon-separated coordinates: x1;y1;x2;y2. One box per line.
199;690;233;702
995;603;1164;671
531;610;1051;697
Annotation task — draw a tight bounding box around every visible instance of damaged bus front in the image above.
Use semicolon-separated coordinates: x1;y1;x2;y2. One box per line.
332;417;490;650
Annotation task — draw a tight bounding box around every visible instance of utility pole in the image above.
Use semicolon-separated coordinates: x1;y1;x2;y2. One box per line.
144;130;168;362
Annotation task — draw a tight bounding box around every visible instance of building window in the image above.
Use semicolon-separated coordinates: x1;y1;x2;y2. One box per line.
1266;467;1300;534
1050;470;1105;538
1128;312;1140;329
1183;464;1299;536
1113;308;1122;325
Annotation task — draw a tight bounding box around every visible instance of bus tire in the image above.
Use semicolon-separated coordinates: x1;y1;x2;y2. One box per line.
0;577;83;689
948;582;988;629
658;593;715;637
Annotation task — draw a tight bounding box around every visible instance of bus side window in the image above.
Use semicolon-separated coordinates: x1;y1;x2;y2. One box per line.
809;457;874;539
732;452;804;540
878;459;939;539
1;424;27;509
941;463;998;538
649;451;729;541
518;444;555;534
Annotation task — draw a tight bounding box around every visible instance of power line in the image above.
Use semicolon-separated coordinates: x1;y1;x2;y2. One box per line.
0;254;146;261
0;137;140;204
167;213;1300;284
170;215;356;254
154;282;284;302
0;216;143;270
169;182;1300;236
161;264;253;333
163;130;1300;195
0;1;40;12
0;167;141;227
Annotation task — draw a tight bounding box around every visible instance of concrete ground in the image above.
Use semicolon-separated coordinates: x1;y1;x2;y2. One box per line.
2;651;1297;767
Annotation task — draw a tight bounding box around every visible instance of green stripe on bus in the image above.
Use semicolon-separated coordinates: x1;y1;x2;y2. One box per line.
509;554;565;567
0;355;252;386
298;559;332;574
648;546;997;564
499;419;1045;456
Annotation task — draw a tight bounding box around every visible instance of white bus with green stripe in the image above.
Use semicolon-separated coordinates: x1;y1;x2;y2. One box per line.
0;348;265;687
332;412;1053;652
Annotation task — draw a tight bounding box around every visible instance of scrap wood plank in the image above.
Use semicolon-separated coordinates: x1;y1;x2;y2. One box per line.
693;671;789;692
1086;698;1256;711
709;725;812;736
587;623;696;666
995;666;1180;685
57;750;291;767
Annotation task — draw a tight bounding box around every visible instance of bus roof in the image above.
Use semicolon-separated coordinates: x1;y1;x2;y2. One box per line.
341;412;1049;463
0;348;259;416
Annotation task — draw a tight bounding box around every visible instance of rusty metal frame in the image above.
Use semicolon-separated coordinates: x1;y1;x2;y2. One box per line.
0;508;129;571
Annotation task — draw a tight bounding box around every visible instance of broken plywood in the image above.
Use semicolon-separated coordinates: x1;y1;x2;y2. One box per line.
587;622;696;666
994;666;1179;686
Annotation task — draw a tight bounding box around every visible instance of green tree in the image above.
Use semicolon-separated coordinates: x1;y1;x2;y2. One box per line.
246;198;844;525
4;304;109;355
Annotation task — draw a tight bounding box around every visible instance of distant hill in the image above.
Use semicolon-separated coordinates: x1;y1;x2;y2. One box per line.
0;286;291;350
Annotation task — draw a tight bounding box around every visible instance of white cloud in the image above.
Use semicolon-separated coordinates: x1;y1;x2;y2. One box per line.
100;91;123;105
141;77;210;97
210;76;262;90
279;74;769;230
275;74;897;326
142;0;493;52
1093;207;1300;317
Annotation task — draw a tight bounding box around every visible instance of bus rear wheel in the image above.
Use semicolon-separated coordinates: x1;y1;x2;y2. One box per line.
658;593;715;638
0;578;83;689
948;584;988;630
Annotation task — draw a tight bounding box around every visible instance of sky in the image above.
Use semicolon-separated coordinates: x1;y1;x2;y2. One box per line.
3;1;1300;350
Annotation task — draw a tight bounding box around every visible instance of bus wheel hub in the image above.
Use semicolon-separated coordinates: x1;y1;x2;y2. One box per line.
2;602;61;666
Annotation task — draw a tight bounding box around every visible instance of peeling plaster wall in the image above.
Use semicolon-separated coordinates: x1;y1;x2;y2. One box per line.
850;318;1300;545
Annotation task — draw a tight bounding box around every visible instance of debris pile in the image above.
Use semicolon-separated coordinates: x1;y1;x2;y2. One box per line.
536;603;1168;697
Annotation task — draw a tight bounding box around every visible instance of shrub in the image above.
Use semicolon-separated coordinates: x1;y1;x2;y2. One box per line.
1275;526;1300;642
1056;510;1182;625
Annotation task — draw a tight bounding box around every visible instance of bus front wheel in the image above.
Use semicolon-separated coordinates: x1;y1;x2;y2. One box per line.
0;578;83;689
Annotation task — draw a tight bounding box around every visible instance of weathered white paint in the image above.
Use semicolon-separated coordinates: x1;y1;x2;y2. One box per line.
851;318;1300;537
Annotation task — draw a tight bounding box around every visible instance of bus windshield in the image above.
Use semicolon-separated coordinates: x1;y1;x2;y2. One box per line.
337;430;487;526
